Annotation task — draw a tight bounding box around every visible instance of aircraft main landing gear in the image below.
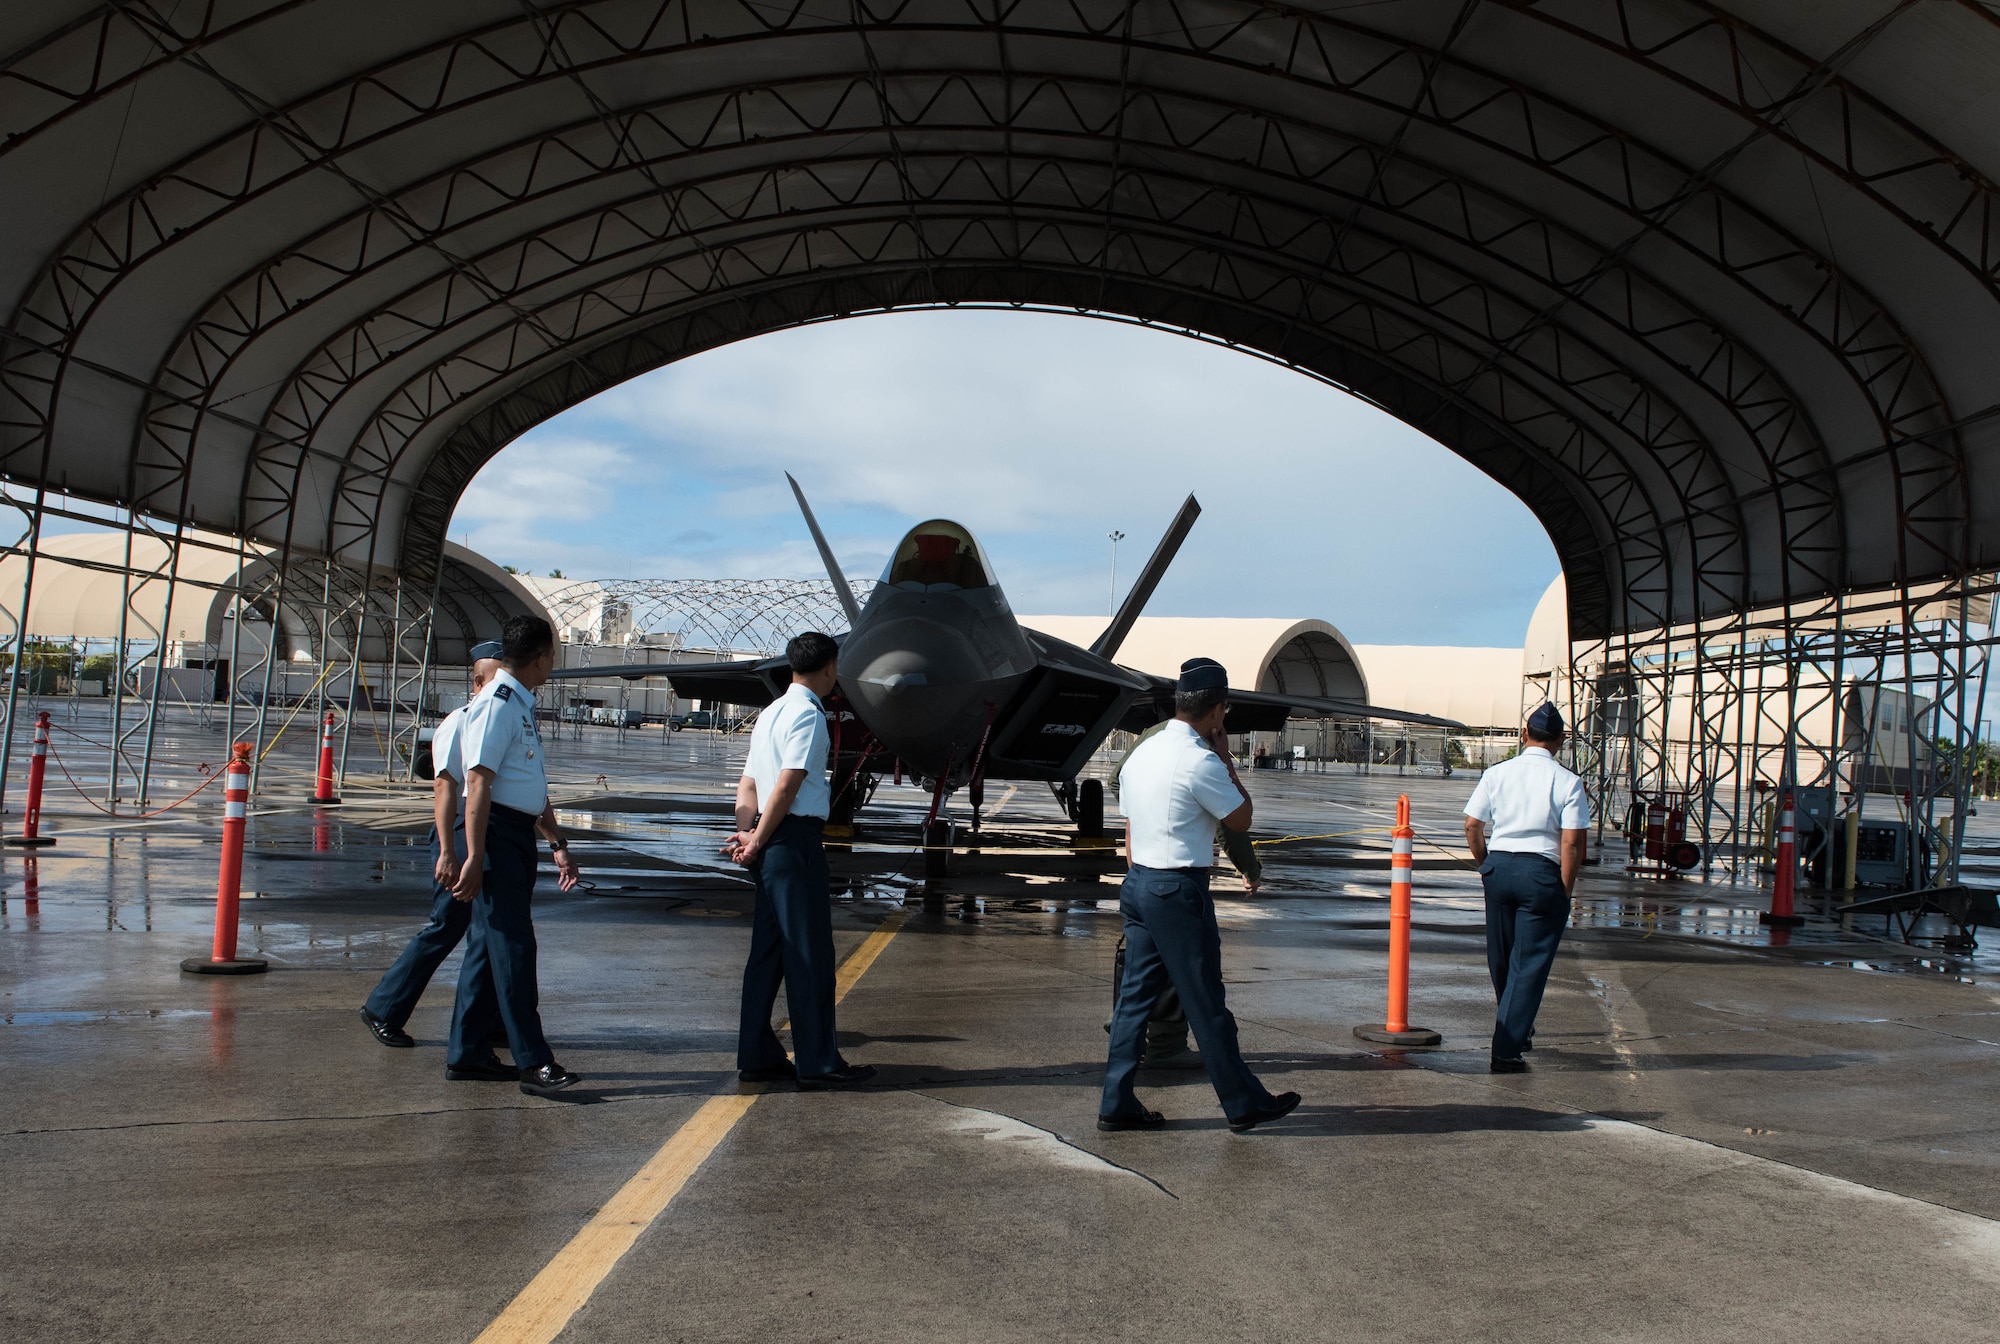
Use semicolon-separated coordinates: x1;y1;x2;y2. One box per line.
1075;778;1105;837
1054;777;1112;848
923;819;953;880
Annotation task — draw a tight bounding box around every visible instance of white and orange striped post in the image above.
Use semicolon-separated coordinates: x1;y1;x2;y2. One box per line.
1759;789;1805;928
312;710;341;804
182;743;268;975
5;711;55;847
1354;794;1441;1047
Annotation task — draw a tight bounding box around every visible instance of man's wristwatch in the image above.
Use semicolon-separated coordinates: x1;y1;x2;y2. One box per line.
548;838;569;854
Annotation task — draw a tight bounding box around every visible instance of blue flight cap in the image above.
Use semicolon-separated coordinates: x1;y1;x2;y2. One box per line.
1177;657;1229;693
469;639;504;662
1526;701;1565;738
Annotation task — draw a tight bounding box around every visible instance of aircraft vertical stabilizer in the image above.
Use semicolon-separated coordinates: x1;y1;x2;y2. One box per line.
786;473;863;626
1091;494;1200;660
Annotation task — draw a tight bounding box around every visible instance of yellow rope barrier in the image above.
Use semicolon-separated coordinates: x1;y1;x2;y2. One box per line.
1250;825;1391;847
255;659;344;762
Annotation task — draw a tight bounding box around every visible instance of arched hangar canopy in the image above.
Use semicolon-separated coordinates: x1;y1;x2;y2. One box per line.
4;2;1999;639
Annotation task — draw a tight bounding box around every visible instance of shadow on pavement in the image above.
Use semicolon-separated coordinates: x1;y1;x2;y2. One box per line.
1173;1103;1645;1135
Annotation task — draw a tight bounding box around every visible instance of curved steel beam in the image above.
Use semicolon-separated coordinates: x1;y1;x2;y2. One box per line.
98;66;1835;630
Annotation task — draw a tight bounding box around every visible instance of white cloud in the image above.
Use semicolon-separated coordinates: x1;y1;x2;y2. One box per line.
585;312;1422;534
453;437;635;524
450;310;1562;644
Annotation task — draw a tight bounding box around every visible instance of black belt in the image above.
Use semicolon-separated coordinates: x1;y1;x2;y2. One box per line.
1490;849;1559;867
491;802;540;828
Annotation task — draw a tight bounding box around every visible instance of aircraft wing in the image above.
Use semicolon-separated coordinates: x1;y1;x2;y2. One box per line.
1119;677;1467;734
976;629;1156;781
979;626;1465;782
544;654;790;708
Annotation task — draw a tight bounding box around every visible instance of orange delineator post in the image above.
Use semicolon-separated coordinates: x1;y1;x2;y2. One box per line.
182;744;267;975
1354;794;1441;1047
1760;789;1805;928
313;710;341;804
5;711;54;848
1386;797;1414;1032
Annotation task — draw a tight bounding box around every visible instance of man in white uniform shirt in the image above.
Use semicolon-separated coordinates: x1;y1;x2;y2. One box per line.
448;615;582;1096
725;631;875;1089
1099;658;1300;1134
1463;701;1591;1072
357;640;502;1048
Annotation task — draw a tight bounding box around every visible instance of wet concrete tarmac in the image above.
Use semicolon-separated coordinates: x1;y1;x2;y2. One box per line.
5;709;2000;1340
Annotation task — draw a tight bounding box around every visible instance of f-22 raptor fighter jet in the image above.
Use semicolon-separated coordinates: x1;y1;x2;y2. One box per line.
551;477;1460;837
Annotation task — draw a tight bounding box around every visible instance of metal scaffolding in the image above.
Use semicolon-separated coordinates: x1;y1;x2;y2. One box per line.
0;495;540;804
1540;578;1996;891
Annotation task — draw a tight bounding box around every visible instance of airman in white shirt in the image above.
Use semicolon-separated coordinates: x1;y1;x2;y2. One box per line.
358;641;502;1049
725;631;875;1090
1099;658;1300;1135
1463;701;1591;1071
444;616;582;1098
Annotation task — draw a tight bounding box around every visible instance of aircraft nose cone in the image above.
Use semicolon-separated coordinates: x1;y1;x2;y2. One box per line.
841;619;988;771
847;618;983;692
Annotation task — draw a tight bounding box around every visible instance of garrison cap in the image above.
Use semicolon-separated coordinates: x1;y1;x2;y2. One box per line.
1177;657;1229;693
1526;702;1565;738
469;640;505;662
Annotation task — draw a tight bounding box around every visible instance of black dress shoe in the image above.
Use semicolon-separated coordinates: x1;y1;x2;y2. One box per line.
1490;1056;1529;1073
1097;1109;1166;1132
359;1006;414;1048
739;1061;798;1083
1228;1091;1301;1133
446;1056;519;1082
797;1062;876;1090
519;1062;581;1096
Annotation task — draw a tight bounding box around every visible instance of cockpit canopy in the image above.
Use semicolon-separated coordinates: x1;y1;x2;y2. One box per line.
882;521;994;592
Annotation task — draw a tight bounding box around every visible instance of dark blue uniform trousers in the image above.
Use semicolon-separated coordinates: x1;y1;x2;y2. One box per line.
1101;864;1276;1120
363;822;468;1030
737;815;840;1076
1481;850;1570;1059
448;806;553;1070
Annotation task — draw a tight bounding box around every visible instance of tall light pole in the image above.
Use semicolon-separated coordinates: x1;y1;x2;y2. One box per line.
1107;530;1126;615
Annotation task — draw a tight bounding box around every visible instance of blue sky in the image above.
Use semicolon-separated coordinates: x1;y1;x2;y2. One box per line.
449;309;1560;647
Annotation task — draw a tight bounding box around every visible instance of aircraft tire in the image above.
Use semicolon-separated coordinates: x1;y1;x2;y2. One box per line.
1077;778;1105;837
923;820;952;879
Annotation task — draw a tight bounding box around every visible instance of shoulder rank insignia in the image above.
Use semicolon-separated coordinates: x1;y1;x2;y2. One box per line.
494;684;513;702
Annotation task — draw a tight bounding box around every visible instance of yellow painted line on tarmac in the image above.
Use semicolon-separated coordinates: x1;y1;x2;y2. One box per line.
831;914;905;1002
473;910;908;1344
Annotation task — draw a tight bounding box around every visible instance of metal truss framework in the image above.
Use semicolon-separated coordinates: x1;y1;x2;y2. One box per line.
535;577;878;658
536;577;877;742
0;493;538;800
0;499;244;800
2;2;1999;843
1541;577;1997;890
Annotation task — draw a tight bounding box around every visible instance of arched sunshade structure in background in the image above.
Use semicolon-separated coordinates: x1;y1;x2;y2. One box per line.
1;1;1998;830
1023;614;1368;701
